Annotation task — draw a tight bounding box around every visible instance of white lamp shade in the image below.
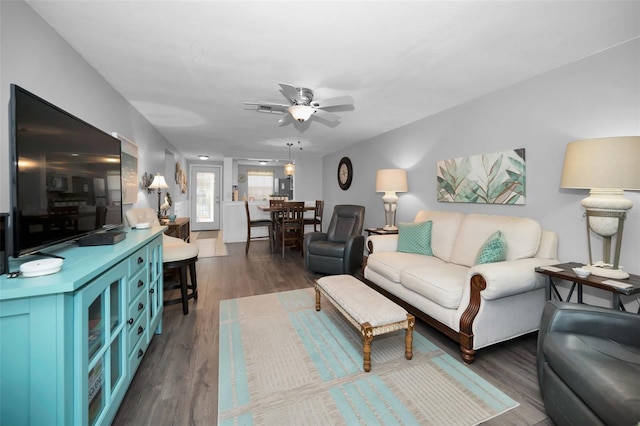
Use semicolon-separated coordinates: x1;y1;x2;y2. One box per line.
284;162;295;176
375;169;408;193
148;174;169;189
288;105;315;122
561;136;640;190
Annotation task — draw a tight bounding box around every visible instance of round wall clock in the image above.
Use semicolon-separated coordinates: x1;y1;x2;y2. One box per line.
238;173;247;183
337;157;353;190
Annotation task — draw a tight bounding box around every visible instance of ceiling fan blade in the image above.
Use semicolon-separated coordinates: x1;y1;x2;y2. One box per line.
278;114;292;126
311;95;354;109
278;83;299;104
312;108;340;123
243;101;288;114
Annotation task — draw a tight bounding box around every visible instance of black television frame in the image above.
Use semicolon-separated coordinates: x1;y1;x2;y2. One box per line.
9;84;124;258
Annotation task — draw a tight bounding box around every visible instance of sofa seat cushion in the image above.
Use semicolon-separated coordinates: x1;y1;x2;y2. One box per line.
400;263;469;309
543;332;640;425
307;240;345;258
366;252;440;284
450;213;541;267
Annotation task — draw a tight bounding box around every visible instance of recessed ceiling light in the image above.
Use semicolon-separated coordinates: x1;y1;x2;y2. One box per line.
259;161;267;165
198;155;209;160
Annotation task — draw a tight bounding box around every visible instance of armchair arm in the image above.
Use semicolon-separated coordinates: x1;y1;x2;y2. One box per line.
469;257;558;301
366;234;398;254
344;235;365;275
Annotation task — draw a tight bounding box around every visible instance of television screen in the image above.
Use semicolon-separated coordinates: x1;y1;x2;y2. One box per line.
9;84;123;258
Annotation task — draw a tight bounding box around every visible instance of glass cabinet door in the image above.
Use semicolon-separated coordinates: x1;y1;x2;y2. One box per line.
75;260;128;426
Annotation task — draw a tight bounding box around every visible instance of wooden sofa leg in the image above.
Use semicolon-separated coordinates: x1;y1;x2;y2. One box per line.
460;345;476;364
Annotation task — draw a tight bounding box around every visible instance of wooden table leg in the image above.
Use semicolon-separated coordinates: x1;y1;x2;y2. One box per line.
362;322;373;372
405;314;415;360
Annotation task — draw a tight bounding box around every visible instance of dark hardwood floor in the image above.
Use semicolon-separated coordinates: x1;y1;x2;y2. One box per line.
112;240;553;425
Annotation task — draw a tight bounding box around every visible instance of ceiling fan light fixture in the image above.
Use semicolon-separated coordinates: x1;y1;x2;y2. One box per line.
288;105;315;123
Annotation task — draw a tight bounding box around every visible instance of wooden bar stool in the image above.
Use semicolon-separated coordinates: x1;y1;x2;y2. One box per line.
163;242;199;315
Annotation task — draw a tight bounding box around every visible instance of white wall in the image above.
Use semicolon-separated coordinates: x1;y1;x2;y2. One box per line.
323;39;640;310
0;1;188;220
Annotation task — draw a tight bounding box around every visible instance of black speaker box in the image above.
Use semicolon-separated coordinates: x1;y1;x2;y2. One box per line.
79;231;127;247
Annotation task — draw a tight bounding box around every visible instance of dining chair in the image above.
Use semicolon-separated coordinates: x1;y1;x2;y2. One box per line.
303;200;324;232
269;198;286;251
244;200;272;255
275;201;305;258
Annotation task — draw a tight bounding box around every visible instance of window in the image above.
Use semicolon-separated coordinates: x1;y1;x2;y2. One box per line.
247;170;273;201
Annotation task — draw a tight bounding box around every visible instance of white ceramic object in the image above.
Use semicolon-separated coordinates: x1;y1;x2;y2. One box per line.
20;258;63;277
572;267;591;278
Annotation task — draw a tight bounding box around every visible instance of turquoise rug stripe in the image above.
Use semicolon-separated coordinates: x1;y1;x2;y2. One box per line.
218;299;250;412
218;288;520;425
434;353;517;412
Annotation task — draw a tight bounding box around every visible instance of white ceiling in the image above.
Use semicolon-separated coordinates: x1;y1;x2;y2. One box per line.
27;1;640;162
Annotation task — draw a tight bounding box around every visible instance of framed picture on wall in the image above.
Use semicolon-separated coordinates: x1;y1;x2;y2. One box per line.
113;132;138;204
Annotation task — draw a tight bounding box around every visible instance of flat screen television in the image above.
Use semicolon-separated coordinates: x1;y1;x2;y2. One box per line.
9;84;123;258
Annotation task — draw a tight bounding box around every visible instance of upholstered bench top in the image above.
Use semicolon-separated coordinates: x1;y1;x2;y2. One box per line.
163;242;199;263
316;274;407;327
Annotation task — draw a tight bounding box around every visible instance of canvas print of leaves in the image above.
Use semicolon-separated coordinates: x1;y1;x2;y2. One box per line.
437;148;525;204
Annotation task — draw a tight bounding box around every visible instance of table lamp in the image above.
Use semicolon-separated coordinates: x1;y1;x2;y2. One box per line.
560;136;640;279
375;169;408;231
148;173;170;219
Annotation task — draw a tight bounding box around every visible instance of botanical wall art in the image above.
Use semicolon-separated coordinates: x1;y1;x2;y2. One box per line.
437;148;526;204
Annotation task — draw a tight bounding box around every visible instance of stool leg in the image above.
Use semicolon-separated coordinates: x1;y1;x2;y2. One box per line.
179;265;189;315
189;261;198;301
362;322;373;372
405;314;415;360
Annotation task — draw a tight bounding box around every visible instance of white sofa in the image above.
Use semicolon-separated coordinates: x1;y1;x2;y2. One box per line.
364;210;559;363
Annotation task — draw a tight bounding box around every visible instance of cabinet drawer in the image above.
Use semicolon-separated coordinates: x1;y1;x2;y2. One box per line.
128;246;148;277
128;336;147;376
128;267;147;301
128;308;148;351
127;288;146;326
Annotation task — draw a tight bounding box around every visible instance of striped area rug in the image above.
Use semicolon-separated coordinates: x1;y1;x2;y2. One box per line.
218;288;518;425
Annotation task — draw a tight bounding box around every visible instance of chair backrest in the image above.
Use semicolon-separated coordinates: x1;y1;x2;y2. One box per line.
281;201;305;225
315;200;324;220
244;200;252;222
270;198;286;221
326;204;365;242
125;208;161;227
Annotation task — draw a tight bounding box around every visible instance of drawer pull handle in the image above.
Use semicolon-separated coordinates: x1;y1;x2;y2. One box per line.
137;348;144;358
137;325;144;335
128;317;134;325
137;279;144;288
149;288;155;294
138;302;144;311
137;257;144;264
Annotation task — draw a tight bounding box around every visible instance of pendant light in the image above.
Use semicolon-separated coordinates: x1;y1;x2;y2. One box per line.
284;142;295;176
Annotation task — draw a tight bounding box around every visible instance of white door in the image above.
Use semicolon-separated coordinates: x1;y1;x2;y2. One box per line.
190;165;221;231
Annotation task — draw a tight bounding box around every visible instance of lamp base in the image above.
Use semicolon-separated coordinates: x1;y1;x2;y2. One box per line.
585;264;629;280
382;225;398;231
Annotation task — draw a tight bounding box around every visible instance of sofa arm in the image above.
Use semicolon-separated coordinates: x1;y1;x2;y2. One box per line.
366;234;398;254
470;258;558;300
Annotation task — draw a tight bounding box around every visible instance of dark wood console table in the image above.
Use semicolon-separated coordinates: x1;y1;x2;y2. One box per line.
165;217;190;242
536;262;640;313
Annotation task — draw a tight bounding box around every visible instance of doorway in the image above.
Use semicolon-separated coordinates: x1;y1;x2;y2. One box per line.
190;165;221;231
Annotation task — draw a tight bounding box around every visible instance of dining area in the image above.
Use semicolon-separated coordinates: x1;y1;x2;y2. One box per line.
246;199;324;257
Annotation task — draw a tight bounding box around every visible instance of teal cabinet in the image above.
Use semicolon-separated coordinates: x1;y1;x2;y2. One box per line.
0;227;164;426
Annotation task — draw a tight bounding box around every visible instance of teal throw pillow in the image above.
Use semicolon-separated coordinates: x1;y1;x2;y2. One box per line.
397;221;433;256
475;231;507;265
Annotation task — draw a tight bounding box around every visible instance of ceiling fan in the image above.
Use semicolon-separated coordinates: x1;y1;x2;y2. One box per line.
244;83;354;125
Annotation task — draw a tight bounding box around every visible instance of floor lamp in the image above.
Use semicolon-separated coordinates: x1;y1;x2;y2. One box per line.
560;136;640;279
375;169;408;231
148;174;169;219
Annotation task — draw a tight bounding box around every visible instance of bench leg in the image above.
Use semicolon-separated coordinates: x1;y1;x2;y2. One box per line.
315;286;321;311
362;322;373;372
405;314;415;360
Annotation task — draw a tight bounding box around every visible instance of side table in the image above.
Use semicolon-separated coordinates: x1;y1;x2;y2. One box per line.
536;262;640;313
165;217;190;242
365;227;398;236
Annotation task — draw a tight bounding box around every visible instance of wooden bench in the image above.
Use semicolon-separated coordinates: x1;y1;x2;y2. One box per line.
315;274;415;372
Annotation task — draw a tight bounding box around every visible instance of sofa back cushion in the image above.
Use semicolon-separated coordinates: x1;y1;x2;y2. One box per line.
413;210;464;262
449;213;541;267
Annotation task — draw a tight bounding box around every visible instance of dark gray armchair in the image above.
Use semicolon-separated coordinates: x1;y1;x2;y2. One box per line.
537;300;640;426
304;204;365;275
